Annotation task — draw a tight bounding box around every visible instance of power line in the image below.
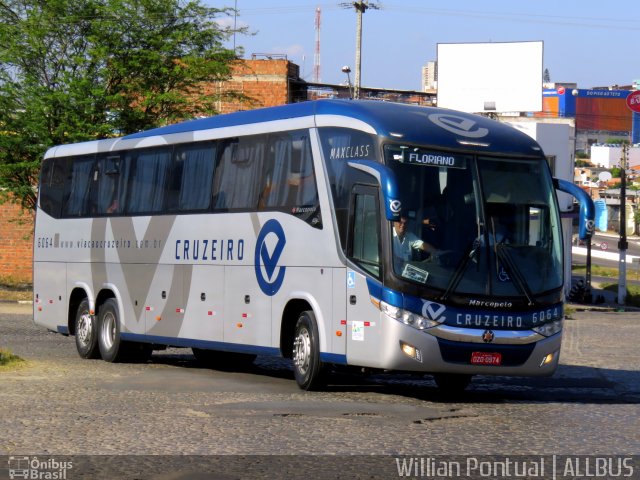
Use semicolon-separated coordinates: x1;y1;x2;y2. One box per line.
384;5;639;27
236;3;639;31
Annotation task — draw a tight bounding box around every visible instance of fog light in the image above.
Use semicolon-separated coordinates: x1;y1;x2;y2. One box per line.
540;352;555;367
400;341;422;363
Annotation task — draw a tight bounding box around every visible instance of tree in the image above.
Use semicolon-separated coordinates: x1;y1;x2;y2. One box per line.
0;0;243;209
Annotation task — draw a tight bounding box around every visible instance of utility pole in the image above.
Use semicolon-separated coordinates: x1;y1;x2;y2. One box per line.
618;142;629;305
353;1;365;99
341;1;379;99
313;7;321;83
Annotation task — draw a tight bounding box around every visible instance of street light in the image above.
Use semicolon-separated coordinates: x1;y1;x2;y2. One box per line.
340;1;379;99
341;66;353;99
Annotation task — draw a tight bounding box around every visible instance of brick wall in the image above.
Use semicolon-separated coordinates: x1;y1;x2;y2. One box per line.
0;200;33;284
209;59;298;114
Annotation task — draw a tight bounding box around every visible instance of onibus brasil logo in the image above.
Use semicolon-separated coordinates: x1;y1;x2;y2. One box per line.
8;456;73;479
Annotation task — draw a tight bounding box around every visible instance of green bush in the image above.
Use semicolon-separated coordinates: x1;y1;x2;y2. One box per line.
602;283;640;307
0;348;24;367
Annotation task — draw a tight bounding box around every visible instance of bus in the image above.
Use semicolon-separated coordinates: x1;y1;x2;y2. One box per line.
33;99;594;391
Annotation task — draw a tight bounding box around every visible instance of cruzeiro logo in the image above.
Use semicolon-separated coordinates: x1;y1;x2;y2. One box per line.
428;113;489;139
421;300;446;322
254;219;287;296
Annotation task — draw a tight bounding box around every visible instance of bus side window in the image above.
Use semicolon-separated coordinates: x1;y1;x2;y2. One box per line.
349;188;381;279
213;137;266;211
126;148;172;214
93;155;121;215
260;132;321;227
173;143;216;212
62;157;94;217
39;157;67;218
319;127;377;246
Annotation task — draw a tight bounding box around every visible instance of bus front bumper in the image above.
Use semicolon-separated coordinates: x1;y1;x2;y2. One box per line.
359;319;562;377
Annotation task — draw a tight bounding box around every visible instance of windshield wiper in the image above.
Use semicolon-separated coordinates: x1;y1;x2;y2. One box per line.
495;244;536;306
440;238;480;302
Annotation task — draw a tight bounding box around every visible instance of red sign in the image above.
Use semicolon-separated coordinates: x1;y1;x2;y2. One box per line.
557;86;566;95
626;90;640;113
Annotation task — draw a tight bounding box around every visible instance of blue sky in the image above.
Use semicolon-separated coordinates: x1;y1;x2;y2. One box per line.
212;0;639;91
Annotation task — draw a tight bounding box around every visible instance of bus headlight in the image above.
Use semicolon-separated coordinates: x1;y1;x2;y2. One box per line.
380;301;439;330
532;319;563;337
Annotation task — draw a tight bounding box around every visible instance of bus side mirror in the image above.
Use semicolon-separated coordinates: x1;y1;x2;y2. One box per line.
348;160;402;221
554;178;595;240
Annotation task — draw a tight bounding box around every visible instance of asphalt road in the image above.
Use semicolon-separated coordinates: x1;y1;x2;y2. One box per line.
573;232;640;270
0;303;639;479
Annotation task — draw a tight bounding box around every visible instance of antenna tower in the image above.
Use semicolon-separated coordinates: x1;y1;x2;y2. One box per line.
313;7;321;83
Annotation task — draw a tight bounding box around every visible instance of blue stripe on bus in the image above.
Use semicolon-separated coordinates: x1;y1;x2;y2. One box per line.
365;278;403;307
121;332;281;357
365;278;563;329
57;326;69;335
121;333;347;364
320;353;347;364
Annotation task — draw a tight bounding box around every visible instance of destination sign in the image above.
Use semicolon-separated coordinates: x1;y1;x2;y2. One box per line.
404;149;468;169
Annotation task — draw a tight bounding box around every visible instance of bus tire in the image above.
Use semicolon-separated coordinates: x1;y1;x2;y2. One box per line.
98;298;128;363
433;373;472;393
74;298;100;359
292;310;325;391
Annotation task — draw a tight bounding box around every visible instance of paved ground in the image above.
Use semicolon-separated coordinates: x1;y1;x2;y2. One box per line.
0;303;638;478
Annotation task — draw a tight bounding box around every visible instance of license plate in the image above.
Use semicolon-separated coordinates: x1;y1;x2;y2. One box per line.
471;351;502;366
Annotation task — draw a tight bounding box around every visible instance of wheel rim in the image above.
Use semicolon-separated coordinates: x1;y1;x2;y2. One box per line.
101;311;116;350
293;326;311;375
77;312;92;347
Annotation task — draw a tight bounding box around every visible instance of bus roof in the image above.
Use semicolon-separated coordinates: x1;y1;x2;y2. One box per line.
46;100;545;159
124;100;543;157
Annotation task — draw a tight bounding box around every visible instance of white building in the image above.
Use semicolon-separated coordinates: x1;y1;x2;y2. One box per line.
590;145;640;169
421;61;437;92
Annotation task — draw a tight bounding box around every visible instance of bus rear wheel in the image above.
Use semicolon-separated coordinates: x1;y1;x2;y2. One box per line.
98;298;128;363
292;310;325;390
74;298;100;359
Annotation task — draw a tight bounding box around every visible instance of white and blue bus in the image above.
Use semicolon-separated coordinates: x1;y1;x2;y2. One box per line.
33;100;594;391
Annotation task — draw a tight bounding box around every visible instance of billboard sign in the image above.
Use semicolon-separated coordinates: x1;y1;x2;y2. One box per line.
626;90;640;113
436;41;543;114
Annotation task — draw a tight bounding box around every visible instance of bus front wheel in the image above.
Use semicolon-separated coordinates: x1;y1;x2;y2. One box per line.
74;298;100;359
292;310;325;390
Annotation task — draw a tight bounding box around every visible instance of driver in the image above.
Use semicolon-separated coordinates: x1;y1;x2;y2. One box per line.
393;215;440;272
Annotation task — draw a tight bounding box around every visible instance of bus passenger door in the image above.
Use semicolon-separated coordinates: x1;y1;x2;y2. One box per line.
346;186;384;367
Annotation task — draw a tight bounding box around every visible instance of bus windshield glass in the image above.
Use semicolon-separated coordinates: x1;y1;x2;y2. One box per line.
384;145;563;299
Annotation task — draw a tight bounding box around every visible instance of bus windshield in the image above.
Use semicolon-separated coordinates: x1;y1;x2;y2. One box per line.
384;145;563;300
